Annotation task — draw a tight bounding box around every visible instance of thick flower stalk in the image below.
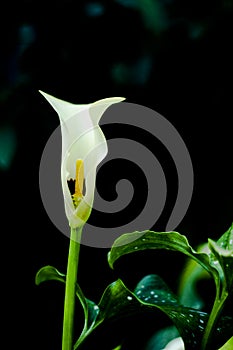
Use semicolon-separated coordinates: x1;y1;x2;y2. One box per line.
39;91;125;350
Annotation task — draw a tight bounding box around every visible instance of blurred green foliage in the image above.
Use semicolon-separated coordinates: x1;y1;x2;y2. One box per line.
0;126;17;170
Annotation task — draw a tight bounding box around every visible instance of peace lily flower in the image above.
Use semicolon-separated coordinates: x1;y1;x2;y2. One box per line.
39;91;125;229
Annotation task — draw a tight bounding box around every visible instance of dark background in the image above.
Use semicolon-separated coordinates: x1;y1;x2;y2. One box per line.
0;1;232;349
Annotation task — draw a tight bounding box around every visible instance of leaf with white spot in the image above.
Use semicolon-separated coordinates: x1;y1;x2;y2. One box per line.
134;274;180;307
108;230;219;290
36;266;232;349
134;275;208;349
108;229;233;349
208;223;233;293
134;275;233;350
74;279;145;348
74;274;209;349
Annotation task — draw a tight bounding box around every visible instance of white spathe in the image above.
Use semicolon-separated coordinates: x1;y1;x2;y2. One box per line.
163;337;185;350
39;91;125;228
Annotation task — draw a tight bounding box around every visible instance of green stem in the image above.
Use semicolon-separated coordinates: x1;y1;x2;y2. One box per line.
201;290;228;350
62;226;83;350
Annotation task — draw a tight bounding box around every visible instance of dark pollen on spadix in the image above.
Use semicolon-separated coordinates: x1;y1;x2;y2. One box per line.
67;178;86;197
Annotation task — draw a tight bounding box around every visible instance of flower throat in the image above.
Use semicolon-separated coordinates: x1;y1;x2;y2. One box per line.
67;159;85;209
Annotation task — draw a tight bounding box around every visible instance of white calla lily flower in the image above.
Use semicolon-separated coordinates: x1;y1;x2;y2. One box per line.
39;91;125;229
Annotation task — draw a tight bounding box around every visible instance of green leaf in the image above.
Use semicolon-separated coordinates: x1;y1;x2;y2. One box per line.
133;274;232;349
36;266;232;349
74;274;208;350
217;224;233;250
35;265;99;338
218;336;233;350
35;265;66;285
134;274;180;307
178;243;211;309
108;231;219;286
133;275;208;349
208;224;233;293
108;230;233;349
74;279;139;348
74;275;186;348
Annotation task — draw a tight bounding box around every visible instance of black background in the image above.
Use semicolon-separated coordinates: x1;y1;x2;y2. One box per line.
0;1;232;349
